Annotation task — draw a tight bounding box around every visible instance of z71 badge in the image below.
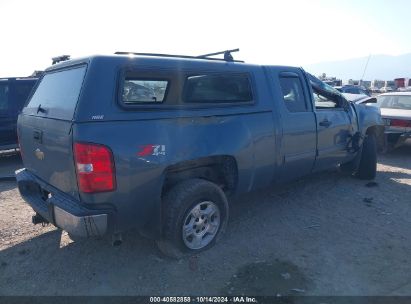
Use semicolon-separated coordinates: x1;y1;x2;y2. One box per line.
137;145;166;157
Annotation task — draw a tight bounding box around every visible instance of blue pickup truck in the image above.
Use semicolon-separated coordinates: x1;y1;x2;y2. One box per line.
0;77;37;151
15;51;384;257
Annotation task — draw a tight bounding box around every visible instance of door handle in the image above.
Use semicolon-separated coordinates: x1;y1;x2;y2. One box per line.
33;130;43;143
319;119;332;127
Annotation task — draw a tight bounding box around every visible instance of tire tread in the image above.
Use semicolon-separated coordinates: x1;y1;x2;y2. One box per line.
157;178;228;258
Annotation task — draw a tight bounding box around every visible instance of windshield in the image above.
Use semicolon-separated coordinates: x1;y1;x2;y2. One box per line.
306;73;343;96
305;72;347;104
376;95;411;110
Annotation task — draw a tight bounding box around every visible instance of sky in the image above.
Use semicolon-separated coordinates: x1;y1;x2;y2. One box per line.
1;0;410;77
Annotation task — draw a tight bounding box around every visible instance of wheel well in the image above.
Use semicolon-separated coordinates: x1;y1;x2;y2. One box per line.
162;156;238;196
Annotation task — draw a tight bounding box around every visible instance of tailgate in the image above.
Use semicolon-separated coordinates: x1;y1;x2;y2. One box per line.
18;65;87;199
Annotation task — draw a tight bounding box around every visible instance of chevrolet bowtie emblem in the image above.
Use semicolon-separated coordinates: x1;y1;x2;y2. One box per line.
34;148;45;160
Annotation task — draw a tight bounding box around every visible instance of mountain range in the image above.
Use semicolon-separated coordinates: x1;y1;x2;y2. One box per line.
303;53;411;81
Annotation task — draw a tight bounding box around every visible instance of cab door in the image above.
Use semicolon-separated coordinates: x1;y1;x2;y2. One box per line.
269;69;317;182
310;85;354;171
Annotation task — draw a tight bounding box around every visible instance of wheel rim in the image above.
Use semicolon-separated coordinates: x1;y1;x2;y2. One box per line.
182;201;221;250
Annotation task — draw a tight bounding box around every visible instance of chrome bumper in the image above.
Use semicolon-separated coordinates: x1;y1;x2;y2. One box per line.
16;168;112;237
54;206;108;237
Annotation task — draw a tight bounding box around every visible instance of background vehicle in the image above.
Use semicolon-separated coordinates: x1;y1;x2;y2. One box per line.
369;87;381;93
15;52;384;257
376;92;411;150
395;78;411;92
334;85;371;96
380;86;394;93
0;77;38;151
342;93;370;104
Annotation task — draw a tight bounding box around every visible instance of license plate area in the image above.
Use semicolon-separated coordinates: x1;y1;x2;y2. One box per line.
40;188;51;202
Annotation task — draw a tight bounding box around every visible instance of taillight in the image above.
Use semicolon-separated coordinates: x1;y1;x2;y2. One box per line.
390;119;411;128
74;142;116;193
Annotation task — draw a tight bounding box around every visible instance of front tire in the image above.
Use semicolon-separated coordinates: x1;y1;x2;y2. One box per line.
156;179;229;258
356;134;377;180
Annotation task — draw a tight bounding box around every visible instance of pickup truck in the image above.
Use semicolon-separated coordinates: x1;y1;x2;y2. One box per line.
16;52;384;257
0;77;37;151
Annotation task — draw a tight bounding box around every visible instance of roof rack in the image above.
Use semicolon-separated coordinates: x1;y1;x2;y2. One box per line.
197;48;239;62
52;55;71;65
114;48;243;63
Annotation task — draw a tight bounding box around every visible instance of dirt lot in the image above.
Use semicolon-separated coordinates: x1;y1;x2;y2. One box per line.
1;145;411;296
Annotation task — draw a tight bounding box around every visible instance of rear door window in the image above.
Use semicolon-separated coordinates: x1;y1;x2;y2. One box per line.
122;79;168;104
279;76;308;112
184;74;253;103
25;66;87;120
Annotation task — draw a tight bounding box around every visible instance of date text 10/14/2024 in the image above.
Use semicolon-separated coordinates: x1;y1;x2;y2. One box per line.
149;296;257;303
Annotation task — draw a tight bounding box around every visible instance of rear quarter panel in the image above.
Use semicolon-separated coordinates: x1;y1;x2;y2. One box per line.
74;111;276;232
73;59;278;233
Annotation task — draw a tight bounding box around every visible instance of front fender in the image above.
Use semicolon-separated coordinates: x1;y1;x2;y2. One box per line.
353;103;385;148
354;103;383;134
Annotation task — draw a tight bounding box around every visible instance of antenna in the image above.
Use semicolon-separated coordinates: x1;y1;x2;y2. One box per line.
361;53;371;81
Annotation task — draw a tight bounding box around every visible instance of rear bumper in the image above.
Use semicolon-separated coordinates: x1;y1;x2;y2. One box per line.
385;130;411;140
399;132;411;139
0;143;18;151
384;124;410;136
16;168;114;237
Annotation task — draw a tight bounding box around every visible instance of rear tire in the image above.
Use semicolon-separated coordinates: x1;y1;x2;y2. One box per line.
156;178;229;258
356;134;377;180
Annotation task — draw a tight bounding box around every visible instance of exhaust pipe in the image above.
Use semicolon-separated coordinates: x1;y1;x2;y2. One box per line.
112;233;122;246
32;213;49;225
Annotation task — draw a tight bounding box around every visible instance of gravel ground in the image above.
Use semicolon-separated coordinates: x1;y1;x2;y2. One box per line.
0;145;411;296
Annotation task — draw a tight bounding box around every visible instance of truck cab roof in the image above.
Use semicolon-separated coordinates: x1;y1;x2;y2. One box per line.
45;53;298;74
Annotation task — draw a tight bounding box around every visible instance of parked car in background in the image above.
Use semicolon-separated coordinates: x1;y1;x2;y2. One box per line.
334;85;371;96
394;78;411;91
369;87;381;93
376;92;411;150
380;86;394;93
0;77;38;151
341;93;376;105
